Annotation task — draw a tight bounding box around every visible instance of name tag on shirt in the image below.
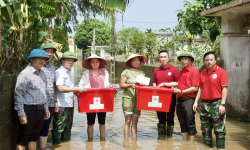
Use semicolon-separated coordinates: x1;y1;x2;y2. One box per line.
136;75;150;86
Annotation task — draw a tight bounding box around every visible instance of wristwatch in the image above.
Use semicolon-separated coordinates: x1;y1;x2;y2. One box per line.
220;104;225;107
181;90;183;95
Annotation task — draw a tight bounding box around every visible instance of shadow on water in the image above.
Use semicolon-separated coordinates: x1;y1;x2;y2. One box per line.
45;60;250;150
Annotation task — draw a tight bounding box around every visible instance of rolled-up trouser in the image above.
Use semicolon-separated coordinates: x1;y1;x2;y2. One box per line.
51;107;74;134
177;98;197;136
200;99;226;148
157;94;176;125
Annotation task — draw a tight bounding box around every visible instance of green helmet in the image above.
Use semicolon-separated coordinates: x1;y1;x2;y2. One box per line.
60;51;78;62
40;42;56;53
177;50;195;62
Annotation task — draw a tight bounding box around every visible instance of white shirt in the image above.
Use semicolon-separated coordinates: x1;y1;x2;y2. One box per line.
55;66;74;107
78;69;110;88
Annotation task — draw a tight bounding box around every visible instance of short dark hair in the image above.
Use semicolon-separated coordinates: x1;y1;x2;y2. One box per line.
203;51;217;60
158;49;169;55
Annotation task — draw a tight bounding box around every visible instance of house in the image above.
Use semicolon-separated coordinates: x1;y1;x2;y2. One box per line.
68;38;74;52
201;0;250;117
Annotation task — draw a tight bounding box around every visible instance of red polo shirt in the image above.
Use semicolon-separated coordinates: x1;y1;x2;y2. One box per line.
200;65;228;100
153;64;180;85
177;65;200;98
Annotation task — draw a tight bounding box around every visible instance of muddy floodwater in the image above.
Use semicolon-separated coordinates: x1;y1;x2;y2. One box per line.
45;61;250;150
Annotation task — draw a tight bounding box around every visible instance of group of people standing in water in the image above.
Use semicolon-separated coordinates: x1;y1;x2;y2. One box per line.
14;42;228;150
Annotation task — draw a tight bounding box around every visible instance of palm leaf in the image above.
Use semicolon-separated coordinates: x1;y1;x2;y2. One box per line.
89;0;129;12
13;2;23;27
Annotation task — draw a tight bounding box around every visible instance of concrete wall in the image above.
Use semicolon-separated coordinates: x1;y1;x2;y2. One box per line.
220;12;250;117
0;74;18;150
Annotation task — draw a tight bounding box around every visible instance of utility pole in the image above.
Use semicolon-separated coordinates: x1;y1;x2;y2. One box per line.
91;28;96;55
110;11;116;78
122;12;124;29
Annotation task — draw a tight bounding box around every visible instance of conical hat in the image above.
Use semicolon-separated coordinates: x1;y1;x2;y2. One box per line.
124;54;147;69
82;54;107;69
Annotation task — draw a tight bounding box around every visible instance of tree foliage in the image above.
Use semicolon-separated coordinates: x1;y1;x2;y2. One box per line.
116;27;139;54
175;0;235;42
129;31;145;54
75;18;111;50
0;0;129;75
52;17;69;53
116;27;157;64
144;32;157;57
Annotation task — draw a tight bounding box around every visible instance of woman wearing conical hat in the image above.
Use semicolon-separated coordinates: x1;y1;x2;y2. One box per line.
78;54;110;140
120;53;147;138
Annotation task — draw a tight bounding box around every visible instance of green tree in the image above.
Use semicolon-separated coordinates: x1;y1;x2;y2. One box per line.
75;18;111;50
175;0;235;42
116;27;139;54
52;17;69;53
144;32;157;61
129;30;145;54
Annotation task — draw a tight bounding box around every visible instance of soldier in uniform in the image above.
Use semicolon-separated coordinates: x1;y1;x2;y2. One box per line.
193;51;228;149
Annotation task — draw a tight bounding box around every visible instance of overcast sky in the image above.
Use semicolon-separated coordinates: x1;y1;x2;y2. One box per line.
69;0;193;36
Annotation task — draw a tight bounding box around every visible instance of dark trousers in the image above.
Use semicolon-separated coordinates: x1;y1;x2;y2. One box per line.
40;107;54;136
157;95;176;125
177;98;197;136
17;105;45;146
86;112;106;125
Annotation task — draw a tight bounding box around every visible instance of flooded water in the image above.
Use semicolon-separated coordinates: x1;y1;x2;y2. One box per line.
45;60;250;150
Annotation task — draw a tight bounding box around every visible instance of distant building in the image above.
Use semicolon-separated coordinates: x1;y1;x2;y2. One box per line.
153;31;173;45
68;38;74;52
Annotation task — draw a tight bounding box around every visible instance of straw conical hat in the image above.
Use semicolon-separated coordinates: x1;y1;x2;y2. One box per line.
124;54;147;69
82;54;107;69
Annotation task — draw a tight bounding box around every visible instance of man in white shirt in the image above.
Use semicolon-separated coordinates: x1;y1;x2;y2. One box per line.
51;51;85;144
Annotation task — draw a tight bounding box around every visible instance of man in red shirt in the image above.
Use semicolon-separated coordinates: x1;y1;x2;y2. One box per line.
193;51;228;149
153;49;180;136
174;50;200;142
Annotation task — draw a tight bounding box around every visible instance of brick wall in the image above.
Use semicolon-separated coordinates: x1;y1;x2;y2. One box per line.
0;74;18;150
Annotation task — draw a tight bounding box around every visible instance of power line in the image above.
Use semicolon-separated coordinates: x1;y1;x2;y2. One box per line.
116;20;178;24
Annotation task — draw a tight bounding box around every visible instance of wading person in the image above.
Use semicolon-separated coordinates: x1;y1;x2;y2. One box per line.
120;54;147;138
51;51;85;144
153;49;180;136
193;51;228;149
39;42;59;148
174;50;200;142
78;54;110;140
14;49;50;150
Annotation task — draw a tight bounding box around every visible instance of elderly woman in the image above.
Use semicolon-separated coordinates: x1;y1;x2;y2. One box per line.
120;54;147;138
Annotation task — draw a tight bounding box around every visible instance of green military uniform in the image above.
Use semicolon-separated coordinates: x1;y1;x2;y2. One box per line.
200;99;226;149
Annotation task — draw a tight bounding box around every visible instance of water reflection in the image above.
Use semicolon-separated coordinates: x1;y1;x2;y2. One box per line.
45;60;250;150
